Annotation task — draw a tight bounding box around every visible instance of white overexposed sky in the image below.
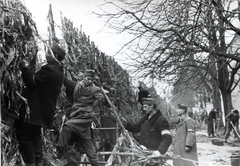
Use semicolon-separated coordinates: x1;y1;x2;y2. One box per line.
23;0;126;59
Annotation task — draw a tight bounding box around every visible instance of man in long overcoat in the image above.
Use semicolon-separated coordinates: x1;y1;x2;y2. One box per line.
16;45;66;166
173;104;198;166
57;69;104;166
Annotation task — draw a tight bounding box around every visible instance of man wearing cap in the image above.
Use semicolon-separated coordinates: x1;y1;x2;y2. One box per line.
16;44;66;166
57;69;104;166
173;104;198;166
123;97;172;160
224;109;239;142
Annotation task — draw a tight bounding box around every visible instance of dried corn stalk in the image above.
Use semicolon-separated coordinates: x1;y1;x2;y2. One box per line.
1;0;40;165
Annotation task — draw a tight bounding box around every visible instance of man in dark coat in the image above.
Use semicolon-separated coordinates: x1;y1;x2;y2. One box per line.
57;69;105;166
207;108;218;137
16;45;66;166
224;109;239;142
123;98;172;159
173;104;198;166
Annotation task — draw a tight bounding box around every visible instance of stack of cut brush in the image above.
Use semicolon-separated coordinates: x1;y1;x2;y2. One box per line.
1;0;141;165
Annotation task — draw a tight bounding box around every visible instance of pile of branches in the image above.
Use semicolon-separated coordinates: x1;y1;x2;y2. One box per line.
0;0;40;165
56;15;144;130
60;16;139;117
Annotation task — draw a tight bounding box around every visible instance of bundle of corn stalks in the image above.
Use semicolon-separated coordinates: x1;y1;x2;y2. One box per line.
1;0;170;165
60;16;139;116
0;0;41;165
0;0;141;164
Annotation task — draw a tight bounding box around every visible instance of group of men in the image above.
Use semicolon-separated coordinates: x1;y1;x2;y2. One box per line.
15;43;239;166
16;42;198;166
206;108;239;142
123;98;198;166
16;44;105;166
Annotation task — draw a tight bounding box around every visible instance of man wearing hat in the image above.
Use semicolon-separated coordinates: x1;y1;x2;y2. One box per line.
123;97;172;160
224;109;239;142
57;69;105;166
16;44;66;166
173;104;198;166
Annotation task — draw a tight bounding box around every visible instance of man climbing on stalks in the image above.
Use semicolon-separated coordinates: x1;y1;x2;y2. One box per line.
57;69;105;166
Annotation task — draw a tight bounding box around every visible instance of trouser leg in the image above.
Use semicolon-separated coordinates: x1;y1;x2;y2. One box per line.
57;125;73;147
15;121;36;165
19;141;36;166
208;121;213;136
33;126;43;166
225;127;231;141
79;138;99;166
57;125;74;158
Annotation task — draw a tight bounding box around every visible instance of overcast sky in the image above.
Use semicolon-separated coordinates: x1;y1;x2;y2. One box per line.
23;0;125;58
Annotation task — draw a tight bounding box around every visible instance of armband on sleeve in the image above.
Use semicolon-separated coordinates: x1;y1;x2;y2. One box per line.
187;129;195;132
161;129;172;136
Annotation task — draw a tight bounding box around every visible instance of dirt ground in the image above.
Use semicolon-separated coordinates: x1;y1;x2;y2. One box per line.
166;125;240;166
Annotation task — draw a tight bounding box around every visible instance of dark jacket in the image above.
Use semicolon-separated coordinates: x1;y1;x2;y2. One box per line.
20;61;64;128
208;110;217;121
126;111;172;154
226;112;239;126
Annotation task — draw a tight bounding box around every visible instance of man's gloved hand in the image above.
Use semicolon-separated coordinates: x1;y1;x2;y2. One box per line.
185;146;191;152
152;150;161;157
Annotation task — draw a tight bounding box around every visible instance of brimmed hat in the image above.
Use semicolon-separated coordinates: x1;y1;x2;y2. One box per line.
142;98;156;105
177;104;188;115
50;45;66;61
83;69;95;78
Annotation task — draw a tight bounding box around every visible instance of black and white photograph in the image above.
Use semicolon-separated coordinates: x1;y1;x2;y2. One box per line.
1;0;240;165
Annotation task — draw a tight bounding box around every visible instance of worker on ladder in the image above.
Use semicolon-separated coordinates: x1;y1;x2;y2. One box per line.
57;69;105;166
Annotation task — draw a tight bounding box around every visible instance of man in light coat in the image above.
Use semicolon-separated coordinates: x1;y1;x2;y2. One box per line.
57;69;104;166
173;104;198;166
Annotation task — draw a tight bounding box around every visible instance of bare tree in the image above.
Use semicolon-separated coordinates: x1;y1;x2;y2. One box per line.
95;0;240;115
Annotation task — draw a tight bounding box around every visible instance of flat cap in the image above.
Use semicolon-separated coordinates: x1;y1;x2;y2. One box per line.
177;104;188;115
142;98;156;105
83;69;95;78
